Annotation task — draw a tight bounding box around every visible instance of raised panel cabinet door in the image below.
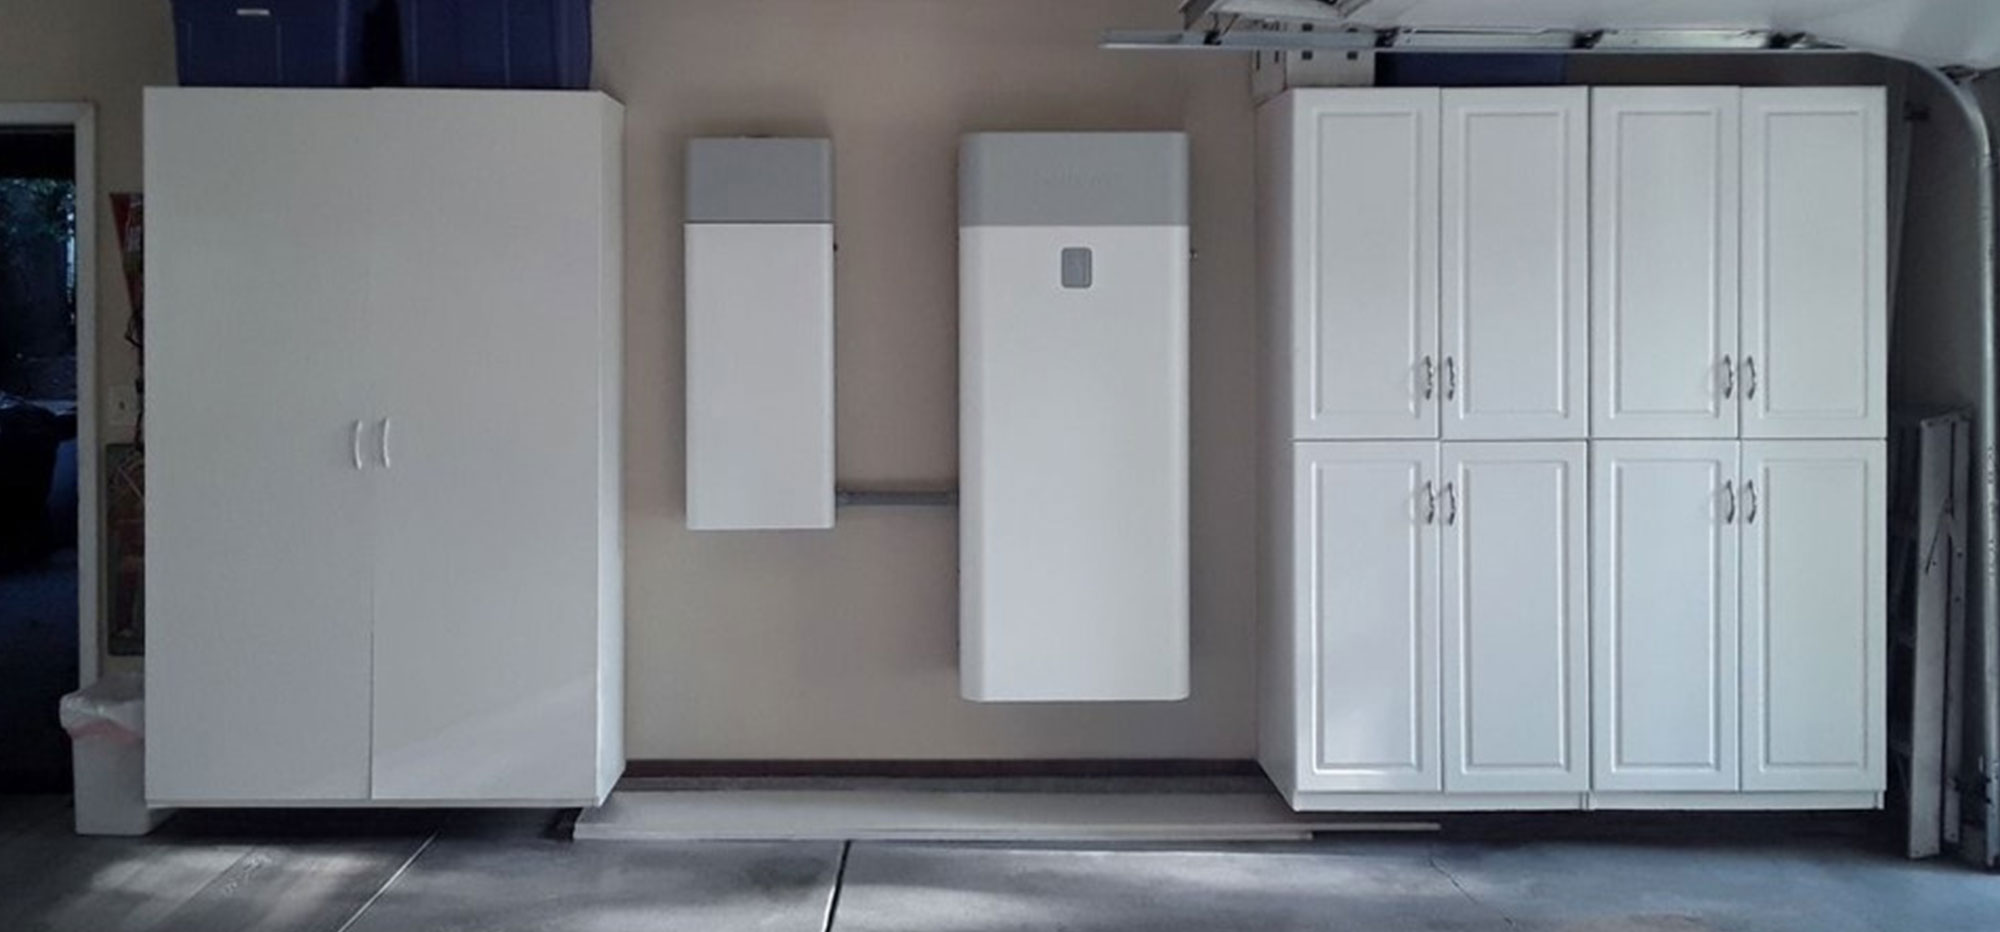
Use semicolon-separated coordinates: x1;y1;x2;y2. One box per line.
1294;442;1442;792
1289;89;1440;440
143;90;378;803
1741;89;1888;440
1441;89;1589;440
1591;441;1741;791
1591;88;1741;440
364;92;619;803
1741;441;1887;791
1441;442;1588;793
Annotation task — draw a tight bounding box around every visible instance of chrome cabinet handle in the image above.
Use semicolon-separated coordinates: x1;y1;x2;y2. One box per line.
352;420;365;471
1722;479;1736;524
1744;356;1759;401
1745;480;1759;524
1721;355;1735;400
1423;480;1438;525
1422;356;1436;401
1445;357;1458;402
1445;481;1459;527
379;417;393;469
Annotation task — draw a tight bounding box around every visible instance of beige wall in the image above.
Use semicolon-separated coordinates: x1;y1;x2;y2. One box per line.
603;0;1259;759
0;0;1262;759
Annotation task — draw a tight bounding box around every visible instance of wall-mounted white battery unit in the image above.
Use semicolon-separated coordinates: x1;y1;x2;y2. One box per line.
685;138;835;531
959;132;1191;702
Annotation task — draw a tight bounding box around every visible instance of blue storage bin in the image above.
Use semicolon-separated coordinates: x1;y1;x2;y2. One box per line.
171;0;373;87
1377;53;1569;87
399;0;592;90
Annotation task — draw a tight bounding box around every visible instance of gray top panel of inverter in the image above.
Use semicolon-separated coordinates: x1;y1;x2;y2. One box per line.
961;132;1189;228
687;138;833;223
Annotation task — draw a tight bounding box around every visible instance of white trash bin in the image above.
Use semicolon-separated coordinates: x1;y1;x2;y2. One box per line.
59;673;169;836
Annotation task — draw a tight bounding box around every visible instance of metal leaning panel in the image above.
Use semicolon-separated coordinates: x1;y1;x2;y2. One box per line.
1943;416;1972;847
1888;410;1966;858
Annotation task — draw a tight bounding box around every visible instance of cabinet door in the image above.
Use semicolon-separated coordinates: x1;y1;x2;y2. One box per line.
1441;89;1588;440
1741;89;1888;440
1741;441;1886;791
1289;90;1439;440
1294;442;1441;792
1441;443;1588;793
364;93;615;802
1591;89;1741;440
1591;441;1741;791
144;90;377;803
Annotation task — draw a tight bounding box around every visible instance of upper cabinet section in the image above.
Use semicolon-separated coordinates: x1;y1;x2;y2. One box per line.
1442;88;1590;441
1740;89;1888;440
1276;89;1440;441
1264;87;1592;442
1590;88;1742;440
1590;86;1886;441
1264;86;1885;446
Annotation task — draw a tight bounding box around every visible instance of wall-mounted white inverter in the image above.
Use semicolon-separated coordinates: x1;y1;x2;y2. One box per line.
685;138;835;531
959;132;1191;702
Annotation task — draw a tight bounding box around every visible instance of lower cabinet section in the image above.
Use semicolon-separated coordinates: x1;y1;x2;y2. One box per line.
1263;439;1885;812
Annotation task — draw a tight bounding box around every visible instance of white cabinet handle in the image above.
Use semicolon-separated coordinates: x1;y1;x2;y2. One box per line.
379;417;394;469
1743;356;1759;401
1445;357;1458;402
1721;355;1735;400
1722;479;1736;524
352;420;365;471
1423;480;1437;525
1745;480;1759;524
1421;356;1436;401
1445;481;1459;527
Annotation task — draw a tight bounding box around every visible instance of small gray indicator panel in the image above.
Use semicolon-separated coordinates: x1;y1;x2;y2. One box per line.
1061;247;1094;289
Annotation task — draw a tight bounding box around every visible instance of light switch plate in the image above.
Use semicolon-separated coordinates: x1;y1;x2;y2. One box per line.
108;384;140;430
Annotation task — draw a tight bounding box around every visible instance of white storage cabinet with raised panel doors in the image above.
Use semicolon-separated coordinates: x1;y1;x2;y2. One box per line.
1259;86;1886;812
144;89;625;808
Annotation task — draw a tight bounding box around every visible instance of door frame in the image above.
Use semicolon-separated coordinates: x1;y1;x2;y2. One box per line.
0;102;100;686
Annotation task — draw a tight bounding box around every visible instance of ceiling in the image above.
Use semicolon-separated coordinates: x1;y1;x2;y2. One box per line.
1191;0;2000;68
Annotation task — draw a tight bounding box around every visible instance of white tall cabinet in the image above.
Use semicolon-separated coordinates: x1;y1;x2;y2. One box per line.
1261;86;1885;812
145;89;624;807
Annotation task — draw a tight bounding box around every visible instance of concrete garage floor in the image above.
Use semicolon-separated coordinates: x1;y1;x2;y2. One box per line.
1;795;1996;931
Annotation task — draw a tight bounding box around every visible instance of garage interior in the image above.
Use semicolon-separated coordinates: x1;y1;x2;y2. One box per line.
2;1;1999;929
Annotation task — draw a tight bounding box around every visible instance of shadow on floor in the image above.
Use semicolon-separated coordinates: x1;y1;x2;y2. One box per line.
0;796;1994;932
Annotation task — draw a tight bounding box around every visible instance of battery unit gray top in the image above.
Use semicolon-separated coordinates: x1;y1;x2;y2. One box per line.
687;138;833;224
960;132;1189;228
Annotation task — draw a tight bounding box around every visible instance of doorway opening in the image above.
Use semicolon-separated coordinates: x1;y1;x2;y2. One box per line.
0;107;96;795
